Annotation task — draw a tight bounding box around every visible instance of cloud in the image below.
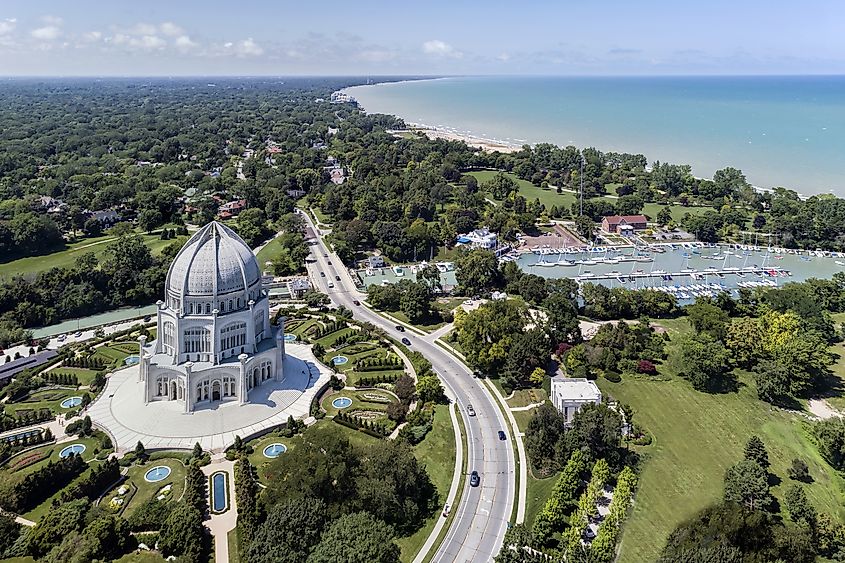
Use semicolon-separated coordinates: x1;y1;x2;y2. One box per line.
81;31;102;42
159;22;183;37
226;38;263;57
608;47;642;55
31;26;61;41
175;35;198;51
41;15;62;26
422;39;461;58
112;33;166;50
496;52;510;62
0;18;16;35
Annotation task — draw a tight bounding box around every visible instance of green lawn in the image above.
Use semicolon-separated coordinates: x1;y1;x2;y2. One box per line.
93;343;138;367
524;471;558;528
0;230;182;280
505;389;548;408
45;366;101;386
102;458;187;516
388;310;448;333
5;388;80;416
255;235;289;271
597;372;845;563
396;404;456;561
469;170;714;223
823;342;845;412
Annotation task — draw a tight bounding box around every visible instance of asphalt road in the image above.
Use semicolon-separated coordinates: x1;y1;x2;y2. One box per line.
299;210;515;562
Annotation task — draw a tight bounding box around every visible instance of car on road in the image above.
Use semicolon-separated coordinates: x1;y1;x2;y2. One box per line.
323;253;328;257
467;404;476;417
401;337;411;346
469;471;480;487
335;275;340;281
320;272;326;277
498;430;506;441
395;325;404;332
353;300;360;306
328;283;334;288
327;260;332;265
442;504;450;518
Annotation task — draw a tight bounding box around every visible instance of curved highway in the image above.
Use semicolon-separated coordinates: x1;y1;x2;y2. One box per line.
299;210;515;562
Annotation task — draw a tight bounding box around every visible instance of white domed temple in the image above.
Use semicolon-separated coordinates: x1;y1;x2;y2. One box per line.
139;221;285;412
89;221;331;453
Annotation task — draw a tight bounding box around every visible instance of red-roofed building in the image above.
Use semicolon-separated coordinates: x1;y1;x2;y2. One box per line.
218;198;247;219
601;214;648;234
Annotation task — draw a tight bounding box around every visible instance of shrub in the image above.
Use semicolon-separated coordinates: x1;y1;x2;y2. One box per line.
637;360;657;375
604;372;621;383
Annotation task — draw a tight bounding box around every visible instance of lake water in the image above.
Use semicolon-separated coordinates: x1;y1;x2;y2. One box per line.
346;76;845;195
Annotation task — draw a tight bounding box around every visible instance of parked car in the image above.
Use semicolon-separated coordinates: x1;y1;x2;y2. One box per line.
469;471;480;487
353;300;360;306
442;504;450;518
327;260;332;265
498;430;506;441
74;331;83;337
401;337;411;346
467;404;476;417
395;325;405;332
320;272;326;277
335;275;340;281
328;282;334;288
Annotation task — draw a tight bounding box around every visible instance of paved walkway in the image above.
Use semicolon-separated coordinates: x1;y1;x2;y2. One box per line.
809;398;843;420
89;343;331;453
202;458;238;563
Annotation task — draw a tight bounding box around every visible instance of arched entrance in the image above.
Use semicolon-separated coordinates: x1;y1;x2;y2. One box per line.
170;381;177;400
212;380;221;401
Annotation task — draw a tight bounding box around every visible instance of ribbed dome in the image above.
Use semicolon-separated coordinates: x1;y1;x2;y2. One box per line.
166;221;261;300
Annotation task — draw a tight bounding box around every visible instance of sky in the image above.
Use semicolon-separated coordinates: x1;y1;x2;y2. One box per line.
0;0;843;76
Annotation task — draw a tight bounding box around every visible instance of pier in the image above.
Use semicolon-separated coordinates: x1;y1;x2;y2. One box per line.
573;266;789;283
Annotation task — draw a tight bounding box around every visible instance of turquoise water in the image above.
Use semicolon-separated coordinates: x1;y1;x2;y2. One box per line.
60;443;86;458
144;466;171;482
346;76;845;195
263;443;287;458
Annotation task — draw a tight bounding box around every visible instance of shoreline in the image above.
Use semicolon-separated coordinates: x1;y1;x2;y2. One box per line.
342;77;831;198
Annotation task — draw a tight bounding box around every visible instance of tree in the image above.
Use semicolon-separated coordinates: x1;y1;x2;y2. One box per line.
529;367;546;386
574;215;596;241
25;499;88;557
399;282;432;323
158;504;205;561
77;515;136;561
542;291;581;345
417;264;442;292
743;435;770;471
0;513;20;555
134;440;146;461
724;459;772;511
525;404;569;476
686;301;729;341
813;417;845;470
656;206;672;226
784;484;816;527
416;375;444;404
788;458;810;482
456;299;527;375
455;249;499;295
566;402;622;465
726;316;764;370
247;498;328;563
307;512;400;563
136;209;163;233
674;333;731;391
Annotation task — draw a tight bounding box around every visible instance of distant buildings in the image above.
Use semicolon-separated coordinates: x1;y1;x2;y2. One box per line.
218;199;247;219
367;255;385;269
456;228;498;250
550;376;602;423
286;277;311;299
330;91;356;104
601;214;648;235
89;209;121;226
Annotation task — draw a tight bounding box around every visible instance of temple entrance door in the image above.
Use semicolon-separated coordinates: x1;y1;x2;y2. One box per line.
212;381;221;401
170;381;177;400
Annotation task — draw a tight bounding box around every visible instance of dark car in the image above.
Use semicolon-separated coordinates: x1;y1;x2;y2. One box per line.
320;272;326;277
353;300;360;306
395;325;405;332
469;471;480;487
498;430;507;441
323;253;328;258
335;275;340;281
401;337;411;346
327;260;332;265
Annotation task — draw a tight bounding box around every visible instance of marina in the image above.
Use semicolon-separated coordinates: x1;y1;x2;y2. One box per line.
356;242;845;302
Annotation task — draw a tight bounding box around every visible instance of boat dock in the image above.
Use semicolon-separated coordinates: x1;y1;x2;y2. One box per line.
574;266;790;283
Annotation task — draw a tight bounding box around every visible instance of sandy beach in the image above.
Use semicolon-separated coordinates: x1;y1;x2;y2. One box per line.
391;125;524;154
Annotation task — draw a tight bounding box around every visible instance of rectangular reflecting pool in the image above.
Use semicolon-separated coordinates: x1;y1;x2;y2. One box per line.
211;472;227;512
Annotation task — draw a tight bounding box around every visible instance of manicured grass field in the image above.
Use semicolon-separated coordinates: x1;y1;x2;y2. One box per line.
103;458;187;517
4;388;80;416
46;366;100;386
505;389;548;408
254;235;286;271
388;310;448;332
597;372;845;563
469;170;712;223
93;343;139;367
524;471;558;528
396;404;456;561
0;230;182;280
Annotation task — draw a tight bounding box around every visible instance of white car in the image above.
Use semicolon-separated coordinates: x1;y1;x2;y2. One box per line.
328;282;335;288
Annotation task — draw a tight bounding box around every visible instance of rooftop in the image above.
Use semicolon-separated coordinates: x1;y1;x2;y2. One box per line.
550;376;602;400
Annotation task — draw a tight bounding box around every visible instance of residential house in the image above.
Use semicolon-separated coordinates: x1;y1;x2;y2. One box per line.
601;215;648;234
550;376;602;423
456;228;498;250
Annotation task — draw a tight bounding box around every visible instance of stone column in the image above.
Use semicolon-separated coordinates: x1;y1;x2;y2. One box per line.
138;335;147;382
238;353;249;405
184;362;193;413
155;300;163;354
275;316;286;382
247;300;256;351
212;309;219;365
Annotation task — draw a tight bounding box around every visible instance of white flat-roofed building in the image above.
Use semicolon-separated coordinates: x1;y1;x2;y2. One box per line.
456;228;498;250
550;376;602;423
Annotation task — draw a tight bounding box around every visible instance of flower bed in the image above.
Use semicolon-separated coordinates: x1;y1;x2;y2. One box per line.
7;447;53;472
